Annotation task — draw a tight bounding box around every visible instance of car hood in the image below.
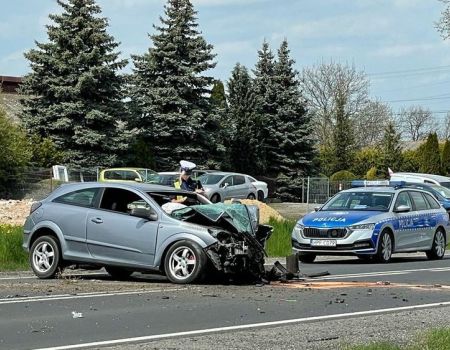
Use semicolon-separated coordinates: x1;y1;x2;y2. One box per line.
301;210;385;228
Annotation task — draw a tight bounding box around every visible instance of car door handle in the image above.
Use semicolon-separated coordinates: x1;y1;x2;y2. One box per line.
91;218;103;224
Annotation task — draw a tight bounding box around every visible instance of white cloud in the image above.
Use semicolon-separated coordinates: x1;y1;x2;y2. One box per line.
292;14;392;39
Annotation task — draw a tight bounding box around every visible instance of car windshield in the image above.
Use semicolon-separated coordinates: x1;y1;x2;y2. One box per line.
321;191;394;211
137;169;160;184
439;182;450;190
199;174;225;185
430;185;450;199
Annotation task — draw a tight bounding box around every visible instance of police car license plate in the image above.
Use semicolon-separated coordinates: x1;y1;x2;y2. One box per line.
311;239;337;247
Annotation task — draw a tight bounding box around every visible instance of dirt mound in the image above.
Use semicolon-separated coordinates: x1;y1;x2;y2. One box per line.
0;200;32;226
239;199;284;223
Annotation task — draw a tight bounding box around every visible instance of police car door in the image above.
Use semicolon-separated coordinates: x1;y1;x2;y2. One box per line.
407;191;432;250
393;191;421;251
411;191;438;249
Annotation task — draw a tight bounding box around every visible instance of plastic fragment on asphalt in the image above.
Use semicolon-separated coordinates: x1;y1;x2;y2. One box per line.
71;311;84;318
376;281;391;285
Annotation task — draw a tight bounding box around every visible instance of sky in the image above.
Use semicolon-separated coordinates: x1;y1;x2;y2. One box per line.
1;0;450;119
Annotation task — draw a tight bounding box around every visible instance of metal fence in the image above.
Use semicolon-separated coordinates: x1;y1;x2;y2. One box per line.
1;168;354;204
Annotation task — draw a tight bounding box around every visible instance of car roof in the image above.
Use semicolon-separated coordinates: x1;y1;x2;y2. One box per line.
53;182;186;193
158;172;179;175
101;167;152;172
392;172;450;182
341;186;436;194
202;171;247;176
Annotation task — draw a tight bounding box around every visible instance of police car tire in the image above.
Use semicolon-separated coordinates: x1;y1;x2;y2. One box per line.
426;229;446;260
375;231;393;263
298;253;316;263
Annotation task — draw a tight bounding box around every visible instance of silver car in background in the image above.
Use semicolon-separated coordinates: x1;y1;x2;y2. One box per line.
199;172;258;203
23;183;271;284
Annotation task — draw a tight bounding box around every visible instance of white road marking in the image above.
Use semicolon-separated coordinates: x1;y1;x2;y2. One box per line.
0;288;186;305
309;266;450;280
33;300;450;350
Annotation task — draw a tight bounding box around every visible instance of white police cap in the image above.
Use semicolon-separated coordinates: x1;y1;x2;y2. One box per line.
180;160;196;173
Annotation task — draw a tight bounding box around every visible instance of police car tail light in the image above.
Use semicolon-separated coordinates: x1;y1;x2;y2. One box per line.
349;223;375;231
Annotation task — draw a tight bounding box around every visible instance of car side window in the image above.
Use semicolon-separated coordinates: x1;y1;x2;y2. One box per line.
100;188;150;214
233;175;245;186
104;170;124;180
394;192;412;210
423;193;441;209
409;191;429;211
221;176;233;187
123;171;138;181
248;176;257;182
54;188;99;207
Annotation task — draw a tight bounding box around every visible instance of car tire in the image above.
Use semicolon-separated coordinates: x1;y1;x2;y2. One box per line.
298;253;316;263
375;230;393;263
105;267;133;280
210;194;221;203
164;240;207;284
247;193;256;200
426;228;446;260
257;191;265;202
30;236;62;279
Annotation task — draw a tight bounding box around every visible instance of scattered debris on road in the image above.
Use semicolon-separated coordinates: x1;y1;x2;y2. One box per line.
71;311;84;319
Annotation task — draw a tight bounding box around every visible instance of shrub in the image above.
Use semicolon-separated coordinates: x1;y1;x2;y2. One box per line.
330;170;357;181
0;225;28;270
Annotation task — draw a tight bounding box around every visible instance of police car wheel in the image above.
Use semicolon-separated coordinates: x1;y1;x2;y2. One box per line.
298;253;316;263
426;229;446;260
375;231;393;263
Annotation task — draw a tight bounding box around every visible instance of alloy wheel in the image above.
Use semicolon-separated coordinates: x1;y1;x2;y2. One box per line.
381;233;392;261
168;246;197;280
32;242;55;273
434;231;446;258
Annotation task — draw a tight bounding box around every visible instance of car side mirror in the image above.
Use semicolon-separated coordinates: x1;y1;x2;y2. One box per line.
130;207;157;221
314;206;321;212
222;182;229;188
395;205;411;213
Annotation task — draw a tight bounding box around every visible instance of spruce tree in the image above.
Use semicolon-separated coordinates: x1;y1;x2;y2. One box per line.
272;40;315;200
442;139;450;175
379;122;403;177
252;41;278;174
210;80;227;110
420;133;441;174
227;63;264;174
20;0;128;167
129;0;218;170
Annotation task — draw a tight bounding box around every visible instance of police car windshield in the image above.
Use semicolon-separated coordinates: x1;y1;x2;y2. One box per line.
322;191;393;211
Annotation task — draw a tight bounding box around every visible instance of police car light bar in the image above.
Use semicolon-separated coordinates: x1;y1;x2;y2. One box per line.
351;180;406;188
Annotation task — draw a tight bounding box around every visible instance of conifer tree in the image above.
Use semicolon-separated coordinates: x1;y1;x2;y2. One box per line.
442;139;450;175
20;0;128;167
210;80;227;110
252;41;277;174
129;0;218;170
379;122;403;177
420;133;441;174
227;63;264;173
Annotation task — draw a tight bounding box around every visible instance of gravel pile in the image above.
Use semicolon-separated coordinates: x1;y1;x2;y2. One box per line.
0;199;32;225
239;199;284;223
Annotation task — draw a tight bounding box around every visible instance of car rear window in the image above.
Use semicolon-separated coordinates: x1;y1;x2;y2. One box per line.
423;193;441;209
409;191;429;211
54;188;99;207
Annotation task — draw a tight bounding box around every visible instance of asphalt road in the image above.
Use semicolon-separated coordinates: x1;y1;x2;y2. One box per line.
2;254;450;350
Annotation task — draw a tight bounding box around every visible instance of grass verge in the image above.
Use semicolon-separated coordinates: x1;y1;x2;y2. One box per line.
265;217;295;257
0;224;28;271
345;328;450;350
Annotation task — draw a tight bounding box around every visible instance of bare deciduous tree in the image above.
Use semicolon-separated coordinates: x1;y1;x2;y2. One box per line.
355;100;393;148
396;106;437;141
438;112;450;140
300;62;369;148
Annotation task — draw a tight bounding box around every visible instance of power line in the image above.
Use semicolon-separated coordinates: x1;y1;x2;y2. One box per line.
368;64;450;77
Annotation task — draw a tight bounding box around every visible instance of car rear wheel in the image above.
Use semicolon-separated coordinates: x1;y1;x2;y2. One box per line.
164;240;207;284
426;229;446;260
298;253;316;263
105;267;133;280
210;194;221;203
257;190;265;202
30;236;61;279
247;193;256;200
375;230;393;263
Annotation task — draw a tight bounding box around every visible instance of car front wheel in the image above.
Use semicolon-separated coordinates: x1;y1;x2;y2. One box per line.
426;229;446;260
375;230;393;263
247;193;256;200
164;240;207;284
30;236;61;279
210;194;221;203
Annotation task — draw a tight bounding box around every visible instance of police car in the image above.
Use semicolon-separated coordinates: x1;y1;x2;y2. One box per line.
292;181;450;263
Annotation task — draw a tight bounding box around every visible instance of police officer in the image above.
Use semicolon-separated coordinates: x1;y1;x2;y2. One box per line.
178;160;204;194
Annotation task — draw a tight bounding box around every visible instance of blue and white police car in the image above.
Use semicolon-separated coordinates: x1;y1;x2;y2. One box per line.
292;181;450;263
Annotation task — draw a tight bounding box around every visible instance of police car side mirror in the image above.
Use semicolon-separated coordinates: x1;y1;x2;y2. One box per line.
395;205;411;213
314;206;321;212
